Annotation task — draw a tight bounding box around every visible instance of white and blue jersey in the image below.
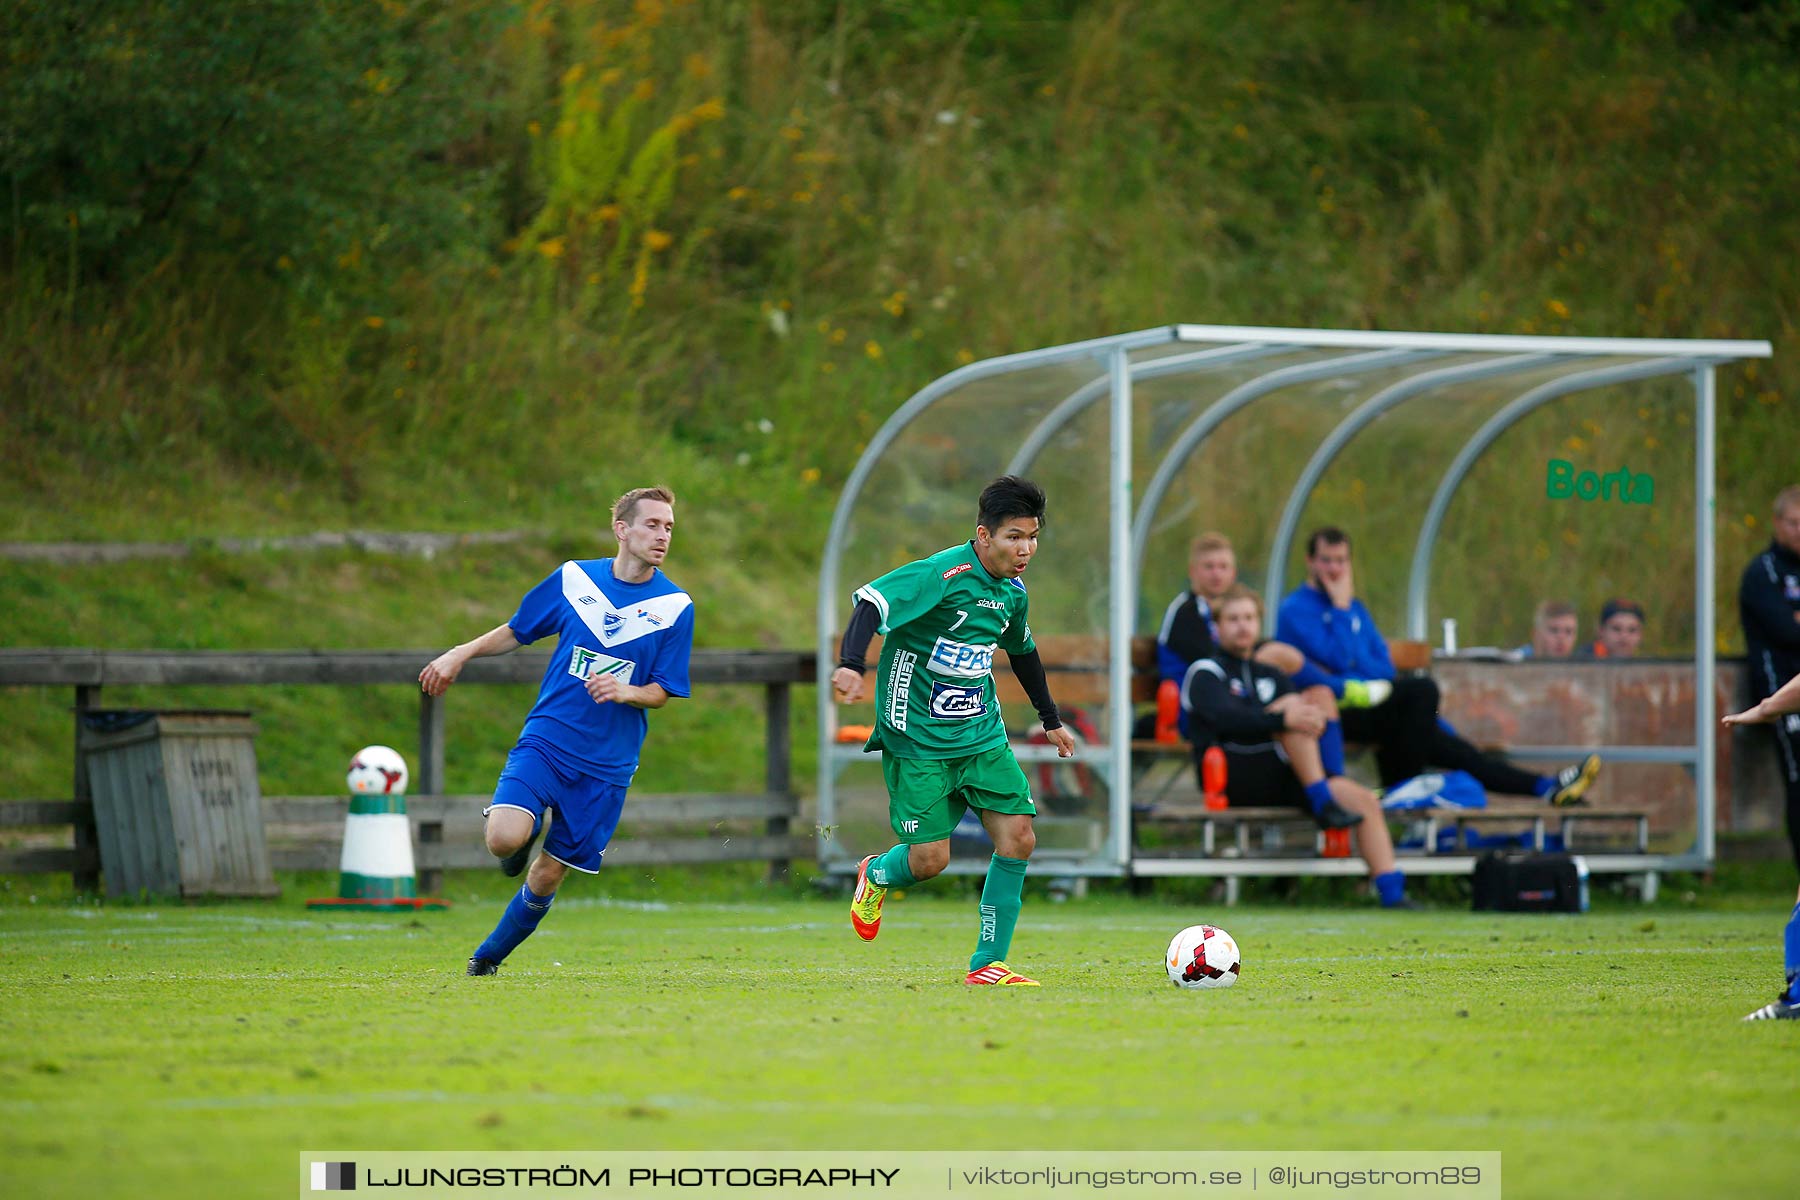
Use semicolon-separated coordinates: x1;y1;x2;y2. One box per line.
507;558;695;784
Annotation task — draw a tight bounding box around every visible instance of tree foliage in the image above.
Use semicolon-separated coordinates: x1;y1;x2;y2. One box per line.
1;0;513;286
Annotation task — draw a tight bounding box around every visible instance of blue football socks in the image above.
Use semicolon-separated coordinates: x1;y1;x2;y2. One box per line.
1783;900;1800;1002
1303;779;1335;816
1319;720;1346;777
1375;870;1407;907
474;883;556;965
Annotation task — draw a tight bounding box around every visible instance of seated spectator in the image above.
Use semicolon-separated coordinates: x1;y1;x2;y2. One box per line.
1517;600;1579;659
1588;598;1645;659
1156;532;1340;765
1182;584;1409;908
1275;525;1602;805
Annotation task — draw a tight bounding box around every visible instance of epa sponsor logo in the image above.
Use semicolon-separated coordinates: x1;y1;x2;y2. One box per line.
941;562;974;580
928;636;995;678
929;682;987;721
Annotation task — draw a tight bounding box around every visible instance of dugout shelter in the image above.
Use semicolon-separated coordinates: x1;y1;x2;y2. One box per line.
817;324;1772;882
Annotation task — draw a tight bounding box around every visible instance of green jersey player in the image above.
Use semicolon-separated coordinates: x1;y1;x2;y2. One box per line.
832;475;1075;985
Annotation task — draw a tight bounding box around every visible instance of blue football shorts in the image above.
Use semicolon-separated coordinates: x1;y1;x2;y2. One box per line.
485;739;628;874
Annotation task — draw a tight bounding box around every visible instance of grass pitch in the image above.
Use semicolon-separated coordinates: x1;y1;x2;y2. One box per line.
2;874;1796;1200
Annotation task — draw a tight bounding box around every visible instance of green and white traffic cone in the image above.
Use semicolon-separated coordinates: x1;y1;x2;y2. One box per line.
306;744;449;911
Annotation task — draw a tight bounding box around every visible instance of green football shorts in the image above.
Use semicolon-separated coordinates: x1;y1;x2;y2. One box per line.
881;745;1036;843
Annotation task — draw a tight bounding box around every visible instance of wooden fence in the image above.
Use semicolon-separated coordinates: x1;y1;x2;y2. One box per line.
0;648;817;892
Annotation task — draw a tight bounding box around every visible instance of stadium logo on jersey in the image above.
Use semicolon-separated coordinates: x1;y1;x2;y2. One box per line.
1255;677;1277;704
928;637;995;678
929;682;987;721
941;562;974;580
888;650;916;731
977;598;1005;610
568;646;635;686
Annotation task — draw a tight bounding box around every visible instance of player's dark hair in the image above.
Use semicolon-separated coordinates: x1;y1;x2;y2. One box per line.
1305;526;1351;557
978;475;1046;533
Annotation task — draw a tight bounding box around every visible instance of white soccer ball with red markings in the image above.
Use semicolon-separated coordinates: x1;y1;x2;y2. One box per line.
346;745;409;796
1166;923;1241;989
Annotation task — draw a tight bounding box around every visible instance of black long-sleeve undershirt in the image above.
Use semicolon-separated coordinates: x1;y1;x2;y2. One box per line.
836;597;1063;731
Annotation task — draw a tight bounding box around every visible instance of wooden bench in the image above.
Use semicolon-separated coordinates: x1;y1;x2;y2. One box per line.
1;791;812;894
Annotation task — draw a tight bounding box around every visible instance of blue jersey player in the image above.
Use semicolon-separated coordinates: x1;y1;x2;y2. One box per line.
419;486;695;977
1724;670;1800;1020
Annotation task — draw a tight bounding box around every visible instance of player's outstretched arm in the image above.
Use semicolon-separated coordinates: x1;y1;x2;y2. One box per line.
1723;671;1800;725
1007;648;1075;758
420;623;521;696
832;597;882;705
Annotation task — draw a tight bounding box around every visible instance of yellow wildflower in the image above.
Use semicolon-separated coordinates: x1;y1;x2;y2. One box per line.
644;230;673;251
1546;298;1570;319
364;316;385;329
801;467;822;484
690;97;726;122
956;348;975;364
537;237;566;260
864;341;883;360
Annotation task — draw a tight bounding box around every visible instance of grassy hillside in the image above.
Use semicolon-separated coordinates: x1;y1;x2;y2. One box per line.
2;0;1797;799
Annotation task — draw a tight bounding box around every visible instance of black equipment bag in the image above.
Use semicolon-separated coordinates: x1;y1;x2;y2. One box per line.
1472;851;1587;913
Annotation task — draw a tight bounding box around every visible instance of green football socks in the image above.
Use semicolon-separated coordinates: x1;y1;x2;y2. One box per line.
969;854;1028;971
868;841;919;889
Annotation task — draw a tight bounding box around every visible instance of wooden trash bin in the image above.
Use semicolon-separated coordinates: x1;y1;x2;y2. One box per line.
81;710;280;898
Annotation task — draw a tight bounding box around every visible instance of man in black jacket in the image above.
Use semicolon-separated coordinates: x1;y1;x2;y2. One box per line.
1738;484;1800;875
1182;583;1408;908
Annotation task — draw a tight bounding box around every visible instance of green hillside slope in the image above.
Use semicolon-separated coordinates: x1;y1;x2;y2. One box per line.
2;0;1795;798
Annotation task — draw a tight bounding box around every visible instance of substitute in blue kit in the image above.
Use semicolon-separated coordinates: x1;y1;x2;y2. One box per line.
418;485;695;976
